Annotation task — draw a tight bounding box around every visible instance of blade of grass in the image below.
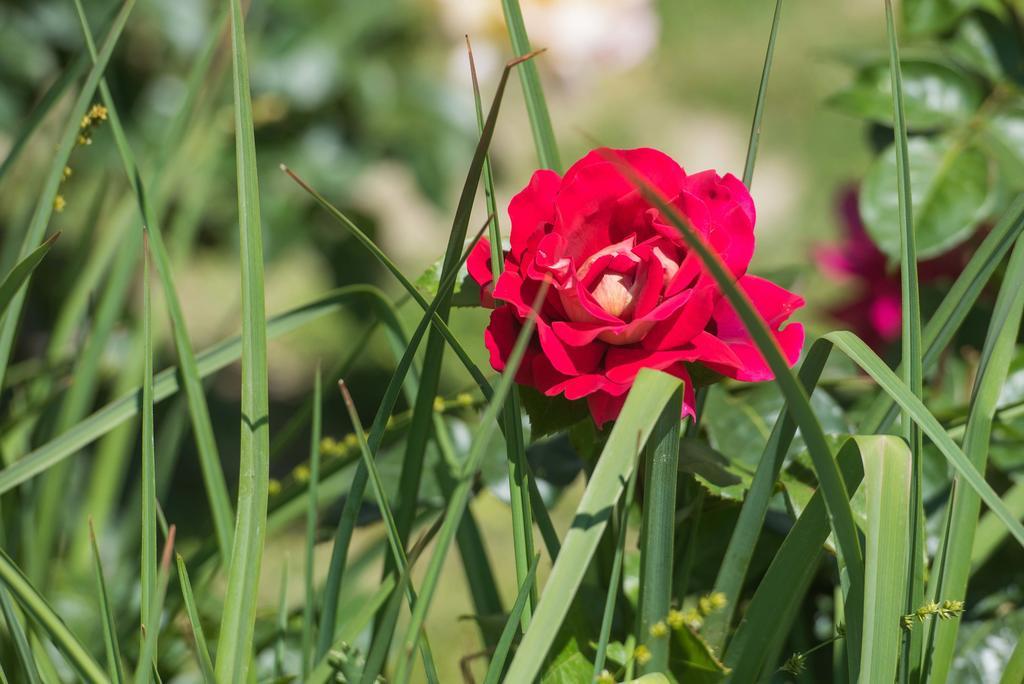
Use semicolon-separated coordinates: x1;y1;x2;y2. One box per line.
468;35;538;625
72;0;235;562
0;233;59;318
89;520;126;684
971;477;1024;572
302;367;323;680
502;369;683;683
133;526;175;684
1001;633;1024;684
636;388;683;674
140;233;157;668
214;0;271;675
274;555;289;678
859;436;912;684
924;236;1024;682
0;547;108;683
338;381;439;683
176;555;215;684
499;0;560;170
742;0;783;188
883;4;927;679
592;459;640;679
0;0;135;391
483;553;541;684
392;284;549;684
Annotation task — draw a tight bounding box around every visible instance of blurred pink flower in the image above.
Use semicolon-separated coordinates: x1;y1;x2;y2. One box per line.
816;188;980;349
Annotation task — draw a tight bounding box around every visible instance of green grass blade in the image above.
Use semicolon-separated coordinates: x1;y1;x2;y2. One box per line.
0;53;87;184
883;3;926;677
606;150;866;671
1001;633;1024;684
0;548;108;683
502;369;683;683
925;236;1024;682
0;588;44;684
0;232;59;318
0;0;135;391
215;0;271;675
703;342;830;650
636;388;683;674
742;0;783;187
176;555;215;684
971;478;1024;572
499;1;560;170
302;367;323;680
392;285;549;683
0;284;391;495
72;0;234;562
89;520;126;684
274;555;289;678
858;436;912;684
593;460;640;679
140;234;157;668
483;553;541;684
133;527;175;684
337;381;439;683
468;35;538;623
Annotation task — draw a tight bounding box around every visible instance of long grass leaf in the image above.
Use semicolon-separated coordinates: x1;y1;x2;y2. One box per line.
133;527;175;684
0;588;44;684
176;555;215;684
0;233;59;318
742;0;783;187
498;0;560;170
140;233;157;668
483;553;541;684
89;520;126;684
215;0;271;675
0;0;135;390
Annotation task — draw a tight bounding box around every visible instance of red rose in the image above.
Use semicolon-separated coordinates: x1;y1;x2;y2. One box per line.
469;147;805;427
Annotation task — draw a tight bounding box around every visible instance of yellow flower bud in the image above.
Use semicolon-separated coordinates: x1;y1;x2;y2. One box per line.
634;645;652;666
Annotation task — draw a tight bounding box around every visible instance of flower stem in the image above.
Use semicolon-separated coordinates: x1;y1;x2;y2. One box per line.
636;387;683;674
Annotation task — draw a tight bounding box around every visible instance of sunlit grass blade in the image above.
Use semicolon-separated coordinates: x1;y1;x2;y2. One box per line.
0;0;135;391
636;388;683;674
140;233;157;666
133;526;175;684
72;0;234;562
0;284;394;495
483;553;541;684
924;236;1024;682
592;460;640;679
89;520;126;684
502;368;682;683
703;343;829;650
0;548;108;683
338;380;439;682
468;34;537;622
302;366;323;680
176;555;215;684
742;0;782;187
215;0;272;675
393;285;549;683
0;587;44;684
603;150;866;674
971;477;1024;572
883;3;926;677
499;0;560;170
0;232;59;318
859;436;912;683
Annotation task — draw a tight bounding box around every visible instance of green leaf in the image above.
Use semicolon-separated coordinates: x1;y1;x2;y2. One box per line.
504;370;684;683
215;0;271;676
858;436;912;684
301;368;323;680
829;58;983;130
176;555;215;684
519;385;590;441
860;136;992;259
483;554;541;684
0;232;58;319
902;0;978;36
